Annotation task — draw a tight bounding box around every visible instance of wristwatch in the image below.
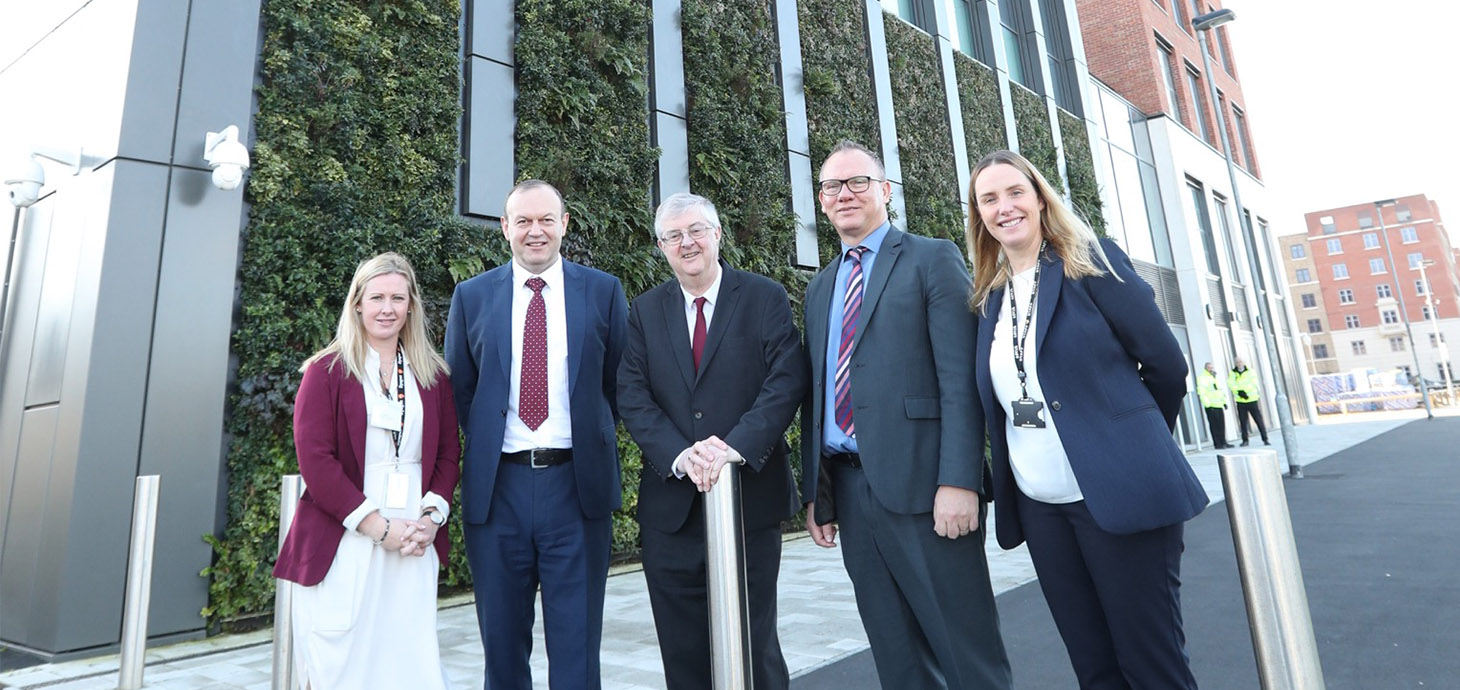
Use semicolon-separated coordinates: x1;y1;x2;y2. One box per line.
423;508;446;526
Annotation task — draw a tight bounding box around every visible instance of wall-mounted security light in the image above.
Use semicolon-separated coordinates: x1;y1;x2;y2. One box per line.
1191;8;1235;33
5;146;82;208
203;125;250;191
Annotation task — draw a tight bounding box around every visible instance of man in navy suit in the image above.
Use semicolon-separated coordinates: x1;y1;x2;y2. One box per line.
618;192;808;689
445;180;628;690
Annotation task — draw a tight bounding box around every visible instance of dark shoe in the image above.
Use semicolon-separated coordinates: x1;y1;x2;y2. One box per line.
1263;440;1271;446
1240;440;1250;447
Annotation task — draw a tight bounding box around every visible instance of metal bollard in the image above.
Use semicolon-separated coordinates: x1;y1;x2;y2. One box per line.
705;463;753;689
1219;451;1325;690
118;475;160;690
272;474;305;690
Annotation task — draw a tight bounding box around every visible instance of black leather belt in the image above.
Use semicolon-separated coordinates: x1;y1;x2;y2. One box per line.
501;448;573;468
826;452;862;468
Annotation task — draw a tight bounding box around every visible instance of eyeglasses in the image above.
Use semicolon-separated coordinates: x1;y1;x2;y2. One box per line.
818;175;883;196
658;223;714;245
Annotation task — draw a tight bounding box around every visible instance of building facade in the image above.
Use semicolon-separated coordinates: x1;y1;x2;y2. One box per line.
1284;195;1458;382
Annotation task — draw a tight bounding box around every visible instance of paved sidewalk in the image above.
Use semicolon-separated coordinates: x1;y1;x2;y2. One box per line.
0;412;1422;690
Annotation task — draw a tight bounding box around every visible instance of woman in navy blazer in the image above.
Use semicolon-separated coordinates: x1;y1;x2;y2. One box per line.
966;151;1209;689
273;252;461;690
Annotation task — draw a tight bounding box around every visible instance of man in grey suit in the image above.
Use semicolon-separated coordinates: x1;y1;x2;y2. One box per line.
800;140;1012;689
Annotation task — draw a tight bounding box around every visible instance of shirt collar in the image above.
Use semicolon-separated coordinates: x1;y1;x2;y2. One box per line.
840;221;891;258
512;254;565;291
680;264;724;310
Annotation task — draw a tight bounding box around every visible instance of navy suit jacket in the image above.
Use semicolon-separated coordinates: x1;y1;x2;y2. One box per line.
618;261;808;533
976;239;1208;549
444;258;629;524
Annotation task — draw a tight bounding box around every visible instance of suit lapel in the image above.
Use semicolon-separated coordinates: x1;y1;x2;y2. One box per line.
695;265;741;386
978;288;1004;416
853;228;902;355
342;368;368;474
563;260;587;396
1035;252;1064;353
492;267;513;382
806;264;836;383
660;282;696;390
417;370;437;476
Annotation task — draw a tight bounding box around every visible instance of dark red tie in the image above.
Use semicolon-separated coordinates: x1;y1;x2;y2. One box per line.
519;277;548;430
691;296;708;371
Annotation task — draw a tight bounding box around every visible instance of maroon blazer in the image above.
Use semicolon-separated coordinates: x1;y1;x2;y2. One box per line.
273;353;461;586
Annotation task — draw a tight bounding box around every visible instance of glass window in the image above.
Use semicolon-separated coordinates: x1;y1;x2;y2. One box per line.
1397;205;1412;222
1423;305;1434;320
1214;195;1241;280
1338;288;1355;304
1363;233;1379;249
1171;0;1187;32
1157;42;1181;121
1306;319;1323;333
1344;314;1360;328
1352;340;1367;355
1232;105;1255;170
1301;293;1317;308
1382;309;1400;325
1000;0;1027;87
1332;264;1349;279
897;0;937;32
1408;252;1425;269
1416;280;1428;296
1185;67;1211;141
1370;258;1387;274
1111;151;1158;263
1290;243;1306;259
1320;217;1336;234
1432;333;1448;347
1326;238;1342;254
1377;284;1392;299
1189;182;1221;274
1313;343;1330;359
1401;227;1419;243
1296;268;1311;283
952;0;983;59
1390;336;1406;352
1358;212;1373;229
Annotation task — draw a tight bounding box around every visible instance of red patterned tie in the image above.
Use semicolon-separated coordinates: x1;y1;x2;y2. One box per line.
691;296;708;371
835;246;868;435
519;277;548;430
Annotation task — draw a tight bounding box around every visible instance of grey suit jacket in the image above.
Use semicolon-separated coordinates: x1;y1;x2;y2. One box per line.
799;227;987;524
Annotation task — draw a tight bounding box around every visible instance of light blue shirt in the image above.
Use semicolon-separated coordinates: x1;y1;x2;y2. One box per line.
822;222;891;455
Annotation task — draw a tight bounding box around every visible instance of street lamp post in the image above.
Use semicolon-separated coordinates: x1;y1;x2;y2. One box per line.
1418;259;1454;399
1192;9;1302;476
1373;199;1434;419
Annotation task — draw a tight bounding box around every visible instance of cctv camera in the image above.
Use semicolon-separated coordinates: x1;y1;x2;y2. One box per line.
204;126;250;191
5;158;46;208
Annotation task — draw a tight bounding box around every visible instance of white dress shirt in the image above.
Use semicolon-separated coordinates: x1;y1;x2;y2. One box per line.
503;257;574;452
990;266;1083;504
680;268;723;342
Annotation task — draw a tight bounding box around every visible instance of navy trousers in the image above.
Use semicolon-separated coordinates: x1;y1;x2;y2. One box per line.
464;461;611;690
1015;491;1197;690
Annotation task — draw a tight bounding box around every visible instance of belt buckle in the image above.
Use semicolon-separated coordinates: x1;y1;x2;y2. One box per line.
530;448;549;469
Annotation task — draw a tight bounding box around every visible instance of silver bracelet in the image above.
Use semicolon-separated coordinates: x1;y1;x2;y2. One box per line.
373;517;391;546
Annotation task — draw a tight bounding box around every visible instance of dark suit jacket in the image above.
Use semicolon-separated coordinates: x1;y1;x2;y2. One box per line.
799;228;987;524
274;354;461;586
975;239;1209;549
444;259;628;524
618;261;809;533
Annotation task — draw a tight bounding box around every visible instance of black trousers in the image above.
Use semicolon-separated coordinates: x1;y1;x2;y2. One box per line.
1016;491;1197;690
1203;406;1227;447
1235;400;1268;443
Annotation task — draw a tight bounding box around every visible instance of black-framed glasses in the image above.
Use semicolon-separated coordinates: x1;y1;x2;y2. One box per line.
818;175;883;196
658;223;714;245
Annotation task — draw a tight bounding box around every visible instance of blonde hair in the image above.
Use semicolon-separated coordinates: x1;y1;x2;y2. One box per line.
965;150;1120;313
301;252;447;386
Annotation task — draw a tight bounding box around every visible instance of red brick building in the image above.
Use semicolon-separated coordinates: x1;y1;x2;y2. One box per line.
1076;0;1260;177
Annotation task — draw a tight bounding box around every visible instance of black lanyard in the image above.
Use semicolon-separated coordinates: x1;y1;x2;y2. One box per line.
388;343;405;462
1008;241;1047;401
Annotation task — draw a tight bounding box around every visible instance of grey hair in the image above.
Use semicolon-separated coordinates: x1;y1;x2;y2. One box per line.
823;139;886;179
652;192;721;240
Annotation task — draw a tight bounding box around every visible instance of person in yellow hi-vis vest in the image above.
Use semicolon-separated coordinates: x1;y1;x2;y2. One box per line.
1228;358;1270;446
1196;362;1231;449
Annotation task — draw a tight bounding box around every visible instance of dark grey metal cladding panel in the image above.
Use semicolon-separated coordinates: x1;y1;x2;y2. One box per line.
135;167;245;637
116;0;188;163
23;192;89;407
465;55;516;219
0;405;61;645
169;0;264;166
468;0;514;64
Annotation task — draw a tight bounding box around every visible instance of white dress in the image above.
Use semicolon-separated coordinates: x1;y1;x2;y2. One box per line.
291;351;451;690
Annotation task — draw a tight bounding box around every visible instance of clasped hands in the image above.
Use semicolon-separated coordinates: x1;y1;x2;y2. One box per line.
359;511;438;557
674;435;744;492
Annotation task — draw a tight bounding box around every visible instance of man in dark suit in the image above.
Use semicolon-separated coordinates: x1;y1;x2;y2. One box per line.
618;192;808;689
800;141;1012;689
445;180;628;690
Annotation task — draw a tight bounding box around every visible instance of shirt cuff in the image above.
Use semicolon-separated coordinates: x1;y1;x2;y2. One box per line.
343;499;378;532
422;491;450;519
672;448;691;479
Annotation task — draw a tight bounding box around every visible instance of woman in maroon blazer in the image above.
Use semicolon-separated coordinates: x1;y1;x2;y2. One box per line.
273;252;461;690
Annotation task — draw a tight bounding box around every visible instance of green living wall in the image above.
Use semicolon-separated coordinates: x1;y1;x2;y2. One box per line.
1010;83;1064;192
882;14;962;245
954;53;1007;169
1057;108;1106;236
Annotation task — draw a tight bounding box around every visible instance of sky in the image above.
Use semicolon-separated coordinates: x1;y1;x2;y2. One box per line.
1219;0;1460;240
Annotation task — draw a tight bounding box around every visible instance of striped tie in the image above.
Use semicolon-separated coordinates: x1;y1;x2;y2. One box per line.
835;246;868;436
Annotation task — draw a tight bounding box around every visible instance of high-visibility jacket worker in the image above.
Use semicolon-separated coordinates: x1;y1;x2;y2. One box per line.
1228;359;1269;446
1198;362;1230;449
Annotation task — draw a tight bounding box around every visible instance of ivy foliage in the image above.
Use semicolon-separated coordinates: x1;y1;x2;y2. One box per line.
681;1;801;292
882;14;962;246
954;52;1007;168
1010;83;1064;192
797;0;881;263
1057;108;1106;237
206;0;497;625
